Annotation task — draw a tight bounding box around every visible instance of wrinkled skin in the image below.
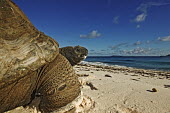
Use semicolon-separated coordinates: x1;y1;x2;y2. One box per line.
59;46;88;66
0;0;81;112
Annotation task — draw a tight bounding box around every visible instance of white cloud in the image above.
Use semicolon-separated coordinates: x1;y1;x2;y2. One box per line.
137;3;148;13
147;2;170;6
134;41;142;45
110;43;128;50
158;36;170;41
113;16;119;24
80;30;101;38
90;49;95;52
146;40;150;43
136;25;141;28
135;13;147;22
120;47;152;55
88;50;111;56
134;2;170;23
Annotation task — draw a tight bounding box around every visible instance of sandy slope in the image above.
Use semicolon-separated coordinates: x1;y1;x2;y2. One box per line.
75;64;170;113
5;64;170;113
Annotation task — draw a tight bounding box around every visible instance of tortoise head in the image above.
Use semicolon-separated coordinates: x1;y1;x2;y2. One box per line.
60;46;88;66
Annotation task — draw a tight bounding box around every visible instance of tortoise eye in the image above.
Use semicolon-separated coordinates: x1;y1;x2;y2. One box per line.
80;54;84;57
76;48;80;52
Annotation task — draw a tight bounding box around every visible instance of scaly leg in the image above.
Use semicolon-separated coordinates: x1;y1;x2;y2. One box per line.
37;54;81;112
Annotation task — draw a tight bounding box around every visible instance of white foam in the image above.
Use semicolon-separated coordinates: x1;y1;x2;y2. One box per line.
80;61;127;68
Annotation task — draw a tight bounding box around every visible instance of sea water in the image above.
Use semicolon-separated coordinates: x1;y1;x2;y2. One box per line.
83;56;170;71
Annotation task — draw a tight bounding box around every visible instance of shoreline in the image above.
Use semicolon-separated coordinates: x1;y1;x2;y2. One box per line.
79;62;170;79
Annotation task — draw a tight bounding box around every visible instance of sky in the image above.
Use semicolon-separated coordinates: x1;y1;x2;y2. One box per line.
13;0;170;56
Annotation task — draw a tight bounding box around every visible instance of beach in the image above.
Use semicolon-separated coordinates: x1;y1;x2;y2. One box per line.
75;63;170;113
6;63;170;113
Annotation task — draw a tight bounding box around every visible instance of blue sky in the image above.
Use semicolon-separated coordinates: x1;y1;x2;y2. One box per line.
13;0;170;56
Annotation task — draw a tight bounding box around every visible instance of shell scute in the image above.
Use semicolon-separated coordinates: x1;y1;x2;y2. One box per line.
0;0;59;85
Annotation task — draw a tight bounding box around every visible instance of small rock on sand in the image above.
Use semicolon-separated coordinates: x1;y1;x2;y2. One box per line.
105;74;112;78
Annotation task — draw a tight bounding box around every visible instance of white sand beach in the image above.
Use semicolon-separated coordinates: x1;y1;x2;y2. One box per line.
75;64;170;113
6;64;170;113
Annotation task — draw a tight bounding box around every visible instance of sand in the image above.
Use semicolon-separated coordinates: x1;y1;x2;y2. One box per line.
75;64;170;113
5;64;170;113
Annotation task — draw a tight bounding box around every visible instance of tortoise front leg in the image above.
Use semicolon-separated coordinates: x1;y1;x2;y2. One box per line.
37;54;81;112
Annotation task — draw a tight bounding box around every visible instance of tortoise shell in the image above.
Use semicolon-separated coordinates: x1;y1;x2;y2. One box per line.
0;0;59;85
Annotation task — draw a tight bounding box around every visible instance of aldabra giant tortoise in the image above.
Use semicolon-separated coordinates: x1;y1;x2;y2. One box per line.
0;0;86;112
